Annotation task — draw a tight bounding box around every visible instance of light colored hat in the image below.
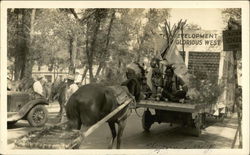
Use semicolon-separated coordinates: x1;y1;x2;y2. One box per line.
37;75;44;80
67;74;75;81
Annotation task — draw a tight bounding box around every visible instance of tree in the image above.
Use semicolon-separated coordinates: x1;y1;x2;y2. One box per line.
84;9;109;83
31;9;83;77
7;8;173;85
222;8;241;25
95;9;116;78
8;9;85;82
8;9;35;81
134;9;171;62
184;23;201;30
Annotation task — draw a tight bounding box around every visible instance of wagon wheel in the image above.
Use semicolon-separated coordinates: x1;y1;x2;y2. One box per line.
219;107;228;122
142;109;153;132
201;113;206;129
27;105;48;127
193;114;202;137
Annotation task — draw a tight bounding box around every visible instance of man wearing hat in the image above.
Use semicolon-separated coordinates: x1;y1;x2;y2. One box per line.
33;75;46;98
149;57;163;100
65;74;79;101
161;64;188;103
61;74;79;122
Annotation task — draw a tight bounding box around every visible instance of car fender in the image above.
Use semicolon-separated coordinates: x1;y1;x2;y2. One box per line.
7;98;49;122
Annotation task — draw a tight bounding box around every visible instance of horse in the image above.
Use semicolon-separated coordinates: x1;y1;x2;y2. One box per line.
49;80;68;117
65;63;143;149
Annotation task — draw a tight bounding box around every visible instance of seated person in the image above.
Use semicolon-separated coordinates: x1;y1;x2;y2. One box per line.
32;75;46;99
150;57;163;100
141;74;152;99
161;64;188;103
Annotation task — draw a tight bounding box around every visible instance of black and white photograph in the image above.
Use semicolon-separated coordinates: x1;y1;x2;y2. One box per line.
0;1;249;155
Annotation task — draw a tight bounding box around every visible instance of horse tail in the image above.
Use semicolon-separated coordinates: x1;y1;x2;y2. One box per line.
65;96;81;130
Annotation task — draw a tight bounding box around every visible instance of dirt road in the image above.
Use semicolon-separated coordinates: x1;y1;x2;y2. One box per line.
7;102;239;149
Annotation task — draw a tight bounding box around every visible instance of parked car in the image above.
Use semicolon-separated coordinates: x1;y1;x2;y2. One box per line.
7;91;49;127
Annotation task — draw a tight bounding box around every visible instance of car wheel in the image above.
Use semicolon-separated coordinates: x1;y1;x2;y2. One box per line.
7;121;17;128
27;105;48;127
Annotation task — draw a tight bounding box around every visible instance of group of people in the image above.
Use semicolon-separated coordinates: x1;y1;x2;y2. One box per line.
143;57;188;103
31;75;78;100
33;74;79;122
31;57;188;104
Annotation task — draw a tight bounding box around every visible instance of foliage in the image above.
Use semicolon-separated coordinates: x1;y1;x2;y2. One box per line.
188;71;223;105
221;8;242;68
221;8;241;24
7;8;173;84
184;23;201;30
34;9;82;69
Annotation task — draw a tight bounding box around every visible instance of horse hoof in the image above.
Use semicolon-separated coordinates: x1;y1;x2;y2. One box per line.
108;146;112;149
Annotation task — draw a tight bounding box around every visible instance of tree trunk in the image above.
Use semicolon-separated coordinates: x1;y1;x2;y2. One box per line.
137;34;146;63
68;34;77;75
80;66;89;84
85;20;93;83
23;9;36;80
14;9;35;81
95;64;104;79
86;9;104;83
95;9;116;79
14;9;25;81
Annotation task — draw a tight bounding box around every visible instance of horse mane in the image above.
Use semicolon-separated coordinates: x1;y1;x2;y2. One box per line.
121;78;141;102
133;62;146;77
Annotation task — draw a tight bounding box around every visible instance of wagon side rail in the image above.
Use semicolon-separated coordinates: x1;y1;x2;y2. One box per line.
137;100;211;113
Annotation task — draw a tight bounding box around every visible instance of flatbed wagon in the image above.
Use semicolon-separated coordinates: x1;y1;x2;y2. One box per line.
137;99;213;137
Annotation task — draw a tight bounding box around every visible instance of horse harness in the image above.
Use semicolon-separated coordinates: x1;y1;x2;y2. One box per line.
108;86;136;108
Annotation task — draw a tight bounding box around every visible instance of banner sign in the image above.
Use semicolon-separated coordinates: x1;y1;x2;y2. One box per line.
176;33;221;46
175;30;223;53
223;30;241;51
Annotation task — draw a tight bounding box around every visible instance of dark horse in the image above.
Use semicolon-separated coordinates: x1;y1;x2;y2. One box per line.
65;64;143;149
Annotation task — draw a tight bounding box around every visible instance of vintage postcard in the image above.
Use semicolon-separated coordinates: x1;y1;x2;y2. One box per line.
0;1;249;155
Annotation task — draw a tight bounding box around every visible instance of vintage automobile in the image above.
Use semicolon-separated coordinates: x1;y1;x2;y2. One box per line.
7;91;49;127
